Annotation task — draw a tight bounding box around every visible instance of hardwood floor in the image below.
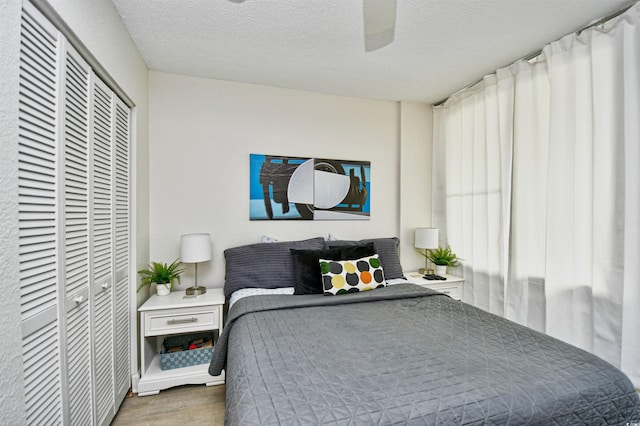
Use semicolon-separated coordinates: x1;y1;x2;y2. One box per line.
112;384;225;425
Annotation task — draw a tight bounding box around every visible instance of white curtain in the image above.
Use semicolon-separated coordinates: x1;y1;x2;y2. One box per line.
432;71;514;316
432;2;640;386
505;59;550;331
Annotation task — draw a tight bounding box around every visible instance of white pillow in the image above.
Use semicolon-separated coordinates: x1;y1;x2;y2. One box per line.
386;277;409;285
229;287;294;308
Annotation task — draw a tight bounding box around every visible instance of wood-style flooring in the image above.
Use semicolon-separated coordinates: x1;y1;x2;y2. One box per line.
112;384;225;425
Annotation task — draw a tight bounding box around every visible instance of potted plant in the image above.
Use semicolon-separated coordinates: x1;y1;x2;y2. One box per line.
425;245;459;275
137;259;183;296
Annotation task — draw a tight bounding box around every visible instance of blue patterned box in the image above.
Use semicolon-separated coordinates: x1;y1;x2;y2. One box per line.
159;332;215;371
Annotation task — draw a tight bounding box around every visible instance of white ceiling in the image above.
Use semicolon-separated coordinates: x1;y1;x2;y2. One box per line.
112;0;636;104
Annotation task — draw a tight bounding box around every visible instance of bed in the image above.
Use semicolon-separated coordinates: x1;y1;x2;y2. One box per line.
209;237;640;425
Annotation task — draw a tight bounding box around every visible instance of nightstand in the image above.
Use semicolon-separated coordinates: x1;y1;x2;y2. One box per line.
137;288;225;396
404;271;465;300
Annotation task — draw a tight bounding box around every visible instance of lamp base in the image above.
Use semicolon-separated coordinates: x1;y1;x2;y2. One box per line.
185;286;207;296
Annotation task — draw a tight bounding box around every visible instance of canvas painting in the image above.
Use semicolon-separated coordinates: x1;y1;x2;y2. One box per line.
250;154;370;220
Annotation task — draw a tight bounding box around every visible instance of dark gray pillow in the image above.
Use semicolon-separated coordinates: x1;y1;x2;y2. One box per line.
328;237;404;280
224;237;325;299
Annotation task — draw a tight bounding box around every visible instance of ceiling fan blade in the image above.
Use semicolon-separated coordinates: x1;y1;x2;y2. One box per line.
363;0;397;52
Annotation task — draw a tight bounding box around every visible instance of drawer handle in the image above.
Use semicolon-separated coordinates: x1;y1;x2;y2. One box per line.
167;317;198;325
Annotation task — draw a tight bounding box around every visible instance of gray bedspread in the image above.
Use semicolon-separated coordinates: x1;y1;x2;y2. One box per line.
210;284;640;425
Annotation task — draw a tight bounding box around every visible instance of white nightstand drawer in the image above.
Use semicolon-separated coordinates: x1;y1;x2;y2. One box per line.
144;306;220;336
428;284;460;300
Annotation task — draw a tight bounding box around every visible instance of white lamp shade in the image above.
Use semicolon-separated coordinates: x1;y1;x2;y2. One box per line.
180;233;212;263
414;228;439;249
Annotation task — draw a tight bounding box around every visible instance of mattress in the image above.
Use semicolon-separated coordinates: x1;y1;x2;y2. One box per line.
210;284;640;425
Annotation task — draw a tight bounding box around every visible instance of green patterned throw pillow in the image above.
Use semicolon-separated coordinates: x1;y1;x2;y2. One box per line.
319;254;386;295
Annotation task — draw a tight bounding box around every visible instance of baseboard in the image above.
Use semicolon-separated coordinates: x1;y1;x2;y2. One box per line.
131;371;140;394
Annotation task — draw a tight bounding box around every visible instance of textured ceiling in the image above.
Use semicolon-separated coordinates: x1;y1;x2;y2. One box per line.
112;0;636;104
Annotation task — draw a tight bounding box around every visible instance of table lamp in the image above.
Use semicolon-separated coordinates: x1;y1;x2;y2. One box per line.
414;227;439;274
180;233;211;296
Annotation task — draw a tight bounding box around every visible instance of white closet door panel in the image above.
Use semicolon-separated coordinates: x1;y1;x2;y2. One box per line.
114;97;130;402
63;42;93;425
65;299;91;426
92;81;113;286
114;276;130;401
19;3;62;424
91;77;115;426
23;322;62;425
93;288;114;425
63;45;90;300
114;105;129;274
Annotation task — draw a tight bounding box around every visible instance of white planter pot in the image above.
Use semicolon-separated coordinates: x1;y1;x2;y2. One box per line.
435;265;447;276
155;283;171;296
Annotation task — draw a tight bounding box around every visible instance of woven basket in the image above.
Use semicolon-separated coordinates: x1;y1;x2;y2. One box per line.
159;332;215;371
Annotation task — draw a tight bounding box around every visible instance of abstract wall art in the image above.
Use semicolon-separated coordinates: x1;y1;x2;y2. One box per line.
250;154;371;220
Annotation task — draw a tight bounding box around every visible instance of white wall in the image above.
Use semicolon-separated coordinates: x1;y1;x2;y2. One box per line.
399;101;434;271
0;0;149;418
0;0;27;422
149;72;432;289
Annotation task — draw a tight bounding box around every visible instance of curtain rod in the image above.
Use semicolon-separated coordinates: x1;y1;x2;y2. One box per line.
432;1;636;107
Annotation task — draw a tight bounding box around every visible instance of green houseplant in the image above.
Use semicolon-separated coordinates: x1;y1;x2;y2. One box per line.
426;245;460;266
422;245;460;275
137;259;183;296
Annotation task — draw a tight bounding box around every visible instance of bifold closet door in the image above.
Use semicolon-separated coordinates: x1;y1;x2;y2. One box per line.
18;2;132;424
91;76;116;426
90;68;131;426
62;43;93;425
63;37;131;426
19;3;63;423
113;96;131;409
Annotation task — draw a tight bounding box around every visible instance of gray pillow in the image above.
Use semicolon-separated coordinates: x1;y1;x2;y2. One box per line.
327;237;404;280
224;237;325;298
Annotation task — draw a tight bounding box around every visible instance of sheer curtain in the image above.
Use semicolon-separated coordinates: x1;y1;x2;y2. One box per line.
432;2;640;386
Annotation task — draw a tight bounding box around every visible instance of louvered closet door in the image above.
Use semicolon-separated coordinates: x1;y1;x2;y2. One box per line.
91;77;115;426
62;43;93;425
18;3;63;424
19;2;133;424
113;98;131;407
